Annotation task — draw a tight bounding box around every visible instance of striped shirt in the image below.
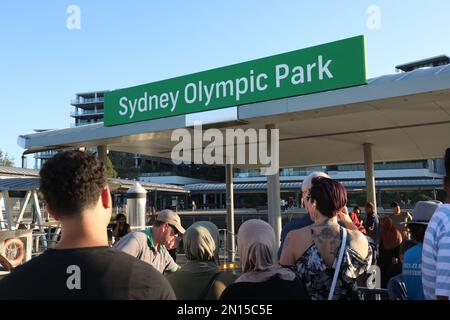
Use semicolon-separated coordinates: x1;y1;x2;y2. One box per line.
422;204;450;299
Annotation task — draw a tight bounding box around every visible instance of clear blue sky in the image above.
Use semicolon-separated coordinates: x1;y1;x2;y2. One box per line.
1;0;449;167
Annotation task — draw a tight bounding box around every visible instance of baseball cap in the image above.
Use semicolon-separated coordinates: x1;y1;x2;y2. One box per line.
156;209;186;235
401;200;441;226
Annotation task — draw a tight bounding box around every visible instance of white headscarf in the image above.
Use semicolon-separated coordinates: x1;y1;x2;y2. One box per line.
236;219;296;283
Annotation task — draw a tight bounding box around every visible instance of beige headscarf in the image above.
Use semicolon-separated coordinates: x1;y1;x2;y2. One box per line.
236;219;296;283
183;221;219;262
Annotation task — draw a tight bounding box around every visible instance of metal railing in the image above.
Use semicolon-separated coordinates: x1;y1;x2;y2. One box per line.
71;97;104;105
70;109;104;117
34;151;58;159
0;220;60;253
70;121;103;127
217;228;238;268
139;171;173;177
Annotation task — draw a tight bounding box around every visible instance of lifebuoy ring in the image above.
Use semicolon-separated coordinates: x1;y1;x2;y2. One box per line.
0;254;13;271
2;238;25;267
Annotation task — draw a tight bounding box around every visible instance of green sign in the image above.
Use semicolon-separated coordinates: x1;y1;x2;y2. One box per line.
104;35;366;126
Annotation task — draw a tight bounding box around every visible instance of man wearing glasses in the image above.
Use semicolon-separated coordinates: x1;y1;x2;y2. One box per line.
114;209;185;274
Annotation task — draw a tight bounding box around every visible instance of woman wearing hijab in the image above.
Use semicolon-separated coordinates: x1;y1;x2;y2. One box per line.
167;221;236;300
220;219;309;300
379;216;403;288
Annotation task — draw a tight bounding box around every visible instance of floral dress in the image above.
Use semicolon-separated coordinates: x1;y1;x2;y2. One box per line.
294;227;372;300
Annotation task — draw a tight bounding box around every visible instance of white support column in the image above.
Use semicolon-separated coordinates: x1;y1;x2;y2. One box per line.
266;124;281;250
267;174;281;248
2;191;14;230
15;190;32;229
0;192;5;230
363;143;377;210
32;190;48;249
52;225;62;245
24;231;33;261
134;153;139;169
226;164;235;263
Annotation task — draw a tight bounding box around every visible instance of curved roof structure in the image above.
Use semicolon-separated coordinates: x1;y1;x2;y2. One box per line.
0;166;39;177
18;64;450;168
186;179;443;193
0;177;189;193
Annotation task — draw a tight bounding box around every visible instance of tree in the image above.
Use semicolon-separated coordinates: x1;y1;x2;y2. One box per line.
105;156;118;178
0;149;14;167
413;193;432;203
84;149;117;178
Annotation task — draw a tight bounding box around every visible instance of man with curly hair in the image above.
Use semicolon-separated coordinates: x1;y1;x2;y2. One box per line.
0;151;175;300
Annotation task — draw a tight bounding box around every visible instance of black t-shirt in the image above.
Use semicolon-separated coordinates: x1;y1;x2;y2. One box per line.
0;246;175;300
219;275;309;300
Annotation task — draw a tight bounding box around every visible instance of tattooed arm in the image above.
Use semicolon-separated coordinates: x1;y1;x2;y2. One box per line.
279;228;311;266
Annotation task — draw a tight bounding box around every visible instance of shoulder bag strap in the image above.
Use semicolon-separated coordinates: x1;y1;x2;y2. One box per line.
328;227;348;300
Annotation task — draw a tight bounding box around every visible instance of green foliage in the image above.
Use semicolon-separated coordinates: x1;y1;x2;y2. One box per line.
105;156;118;178
84;149;117;178
413;193;432;202
0;149;14;167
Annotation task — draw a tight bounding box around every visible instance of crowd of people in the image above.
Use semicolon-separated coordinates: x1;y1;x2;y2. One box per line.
0;148;449;300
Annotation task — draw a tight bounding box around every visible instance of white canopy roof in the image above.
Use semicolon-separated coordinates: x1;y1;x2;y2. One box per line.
19;64;450;167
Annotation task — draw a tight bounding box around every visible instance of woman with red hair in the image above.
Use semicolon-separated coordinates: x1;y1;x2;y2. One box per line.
280;177;372;300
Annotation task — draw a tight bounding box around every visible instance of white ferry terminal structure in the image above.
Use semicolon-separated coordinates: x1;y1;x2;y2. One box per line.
16;36;450;257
